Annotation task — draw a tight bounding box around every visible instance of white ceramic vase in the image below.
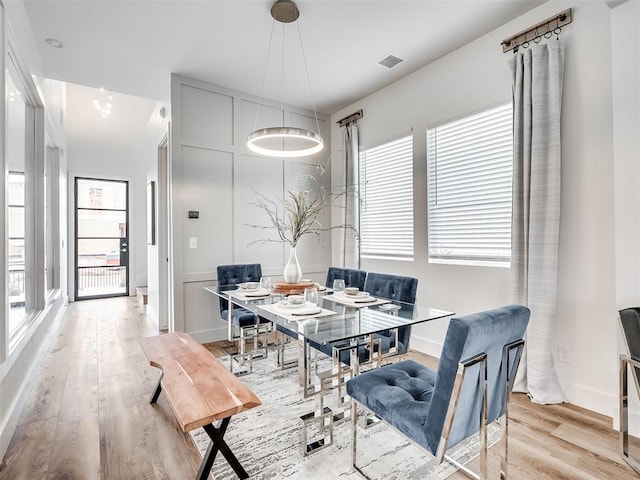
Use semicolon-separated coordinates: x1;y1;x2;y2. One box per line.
283;245;302;283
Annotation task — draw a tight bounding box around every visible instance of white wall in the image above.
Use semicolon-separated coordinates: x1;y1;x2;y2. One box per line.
169;75;331;342
331;0;619;417
612;0;640;432
65;83;164;302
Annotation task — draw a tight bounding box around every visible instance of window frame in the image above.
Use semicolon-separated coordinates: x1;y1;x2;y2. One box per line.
426;103;513;268
3;27;48;354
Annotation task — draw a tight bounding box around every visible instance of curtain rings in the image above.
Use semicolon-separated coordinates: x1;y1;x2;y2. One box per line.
533;27;542;44
554;17;562;39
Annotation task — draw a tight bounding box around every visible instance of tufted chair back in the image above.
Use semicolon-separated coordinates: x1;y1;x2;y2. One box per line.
216;263;262;314
364;272;418;351
425;305;529;454
326;267;367;290
620;307;640;386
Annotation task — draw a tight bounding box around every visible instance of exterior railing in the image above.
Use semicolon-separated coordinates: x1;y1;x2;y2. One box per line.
77;266;126;291
9;265;126;299
9;269;25;297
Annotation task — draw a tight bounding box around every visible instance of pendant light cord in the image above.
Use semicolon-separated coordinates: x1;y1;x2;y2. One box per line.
296;21;321;136
253;18;278;133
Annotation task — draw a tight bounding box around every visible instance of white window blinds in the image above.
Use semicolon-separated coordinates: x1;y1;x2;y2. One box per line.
427;104;513;265
360;135;414;259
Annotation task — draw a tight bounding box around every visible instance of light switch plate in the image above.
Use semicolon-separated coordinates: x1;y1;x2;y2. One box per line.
189;237;197;249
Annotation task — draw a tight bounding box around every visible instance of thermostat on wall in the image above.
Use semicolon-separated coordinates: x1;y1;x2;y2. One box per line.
188;210;199;219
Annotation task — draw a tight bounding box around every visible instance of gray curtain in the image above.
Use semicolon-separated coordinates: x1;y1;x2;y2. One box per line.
339;123;360;268
508;40;566;404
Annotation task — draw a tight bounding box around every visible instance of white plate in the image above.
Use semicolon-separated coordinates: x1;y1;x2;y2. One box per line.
238;282;260;290
344;291;370;299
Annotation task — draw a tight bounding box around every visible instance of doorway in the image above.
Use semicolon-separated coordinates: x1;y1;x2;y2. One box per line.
158;134;171;330
74;177;129;300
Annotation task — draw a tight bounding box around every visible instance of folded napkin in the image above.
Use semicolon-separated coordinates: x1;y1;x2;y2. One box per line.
258;303;336;321
327;293;391;308
353;297;377;303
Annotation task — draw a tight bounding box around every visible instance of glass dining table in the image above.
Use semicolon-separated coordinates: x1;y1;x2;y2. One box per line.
204;284;454;396
205;284;454;455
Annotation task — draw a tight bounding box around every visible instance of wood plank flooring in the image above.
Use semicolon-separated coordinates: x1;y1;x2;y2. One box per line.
0;296;638;479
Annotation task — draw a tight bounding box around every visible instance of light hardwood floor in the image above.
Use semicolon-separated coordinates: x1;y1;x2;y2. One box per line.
0;296;638;479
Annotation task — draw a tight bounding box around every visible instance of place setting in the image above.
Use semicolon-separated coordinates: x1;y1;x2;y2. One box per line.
228;277;273;299
326;279;391;308
258;286;335;321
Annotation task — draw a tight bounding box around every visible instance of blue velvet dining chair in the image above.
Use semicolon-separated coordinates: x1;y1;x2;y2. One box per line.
619;307;640;475
305;268;376;365
361;272;418;364
326;266;367;291
308;272;417;404
311;271;417;365
216;263;271;373
347;305;530;480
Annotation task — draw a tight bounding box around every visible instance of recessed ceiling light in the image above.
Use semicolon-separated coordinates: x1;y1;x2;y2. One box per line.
45;38;63;49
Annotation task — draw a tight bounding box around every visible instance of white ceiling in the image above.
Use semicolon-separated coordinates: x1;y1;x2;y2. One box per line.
22;0;546;115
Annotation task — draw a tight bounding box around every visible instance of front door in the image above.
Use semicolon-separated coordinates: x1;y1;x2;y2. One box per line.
74;177;129;300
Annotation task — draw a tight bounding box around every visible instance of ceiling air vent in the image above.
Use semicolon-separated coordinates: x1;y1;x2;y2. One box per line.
378;54;404;69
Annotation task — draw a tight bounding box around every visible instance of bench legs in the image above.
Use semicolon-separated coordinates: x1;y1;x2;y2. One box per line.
149;372;164;404
197;418;249;480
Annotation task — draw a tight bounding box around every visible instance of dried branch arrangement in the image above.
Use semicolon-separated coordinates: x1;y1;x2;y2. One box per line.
248;174;358;248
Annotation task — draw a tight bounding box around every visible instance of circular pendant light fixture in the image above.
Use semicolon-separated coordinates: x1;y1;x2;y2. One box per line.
247;0;324;158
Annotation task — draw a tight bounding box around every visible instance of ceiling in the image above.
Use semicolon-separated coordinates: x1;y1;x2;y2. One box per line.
22;0;546;115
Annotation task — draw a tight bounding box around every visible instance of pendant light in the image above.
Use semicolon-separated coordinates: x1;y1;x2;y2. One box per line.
247;0;324;158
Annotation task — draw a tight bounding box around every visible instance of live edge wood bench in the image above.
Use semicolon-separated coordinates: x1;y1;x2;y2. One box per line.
140;332;261;480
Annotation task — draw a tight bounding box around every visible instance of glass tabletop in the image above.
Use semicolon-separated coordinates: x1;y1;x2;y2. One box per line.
204;285;454;345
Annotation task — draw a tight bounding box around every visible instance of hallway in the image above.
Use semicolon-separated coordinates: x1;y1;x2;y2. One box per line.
0;297;201;479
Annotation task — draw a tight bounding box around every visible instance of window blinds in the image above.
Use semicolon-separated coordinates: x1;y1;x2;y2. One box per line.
427;104;513;264
359;135;414;259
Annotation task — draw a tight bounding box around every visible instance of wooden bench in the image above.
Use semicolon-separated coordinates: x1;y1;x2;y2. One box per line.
140;332;261;480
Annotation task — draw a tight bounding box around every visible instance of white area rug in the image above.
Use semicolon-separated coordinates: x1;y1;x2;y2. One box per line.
191;356;498;479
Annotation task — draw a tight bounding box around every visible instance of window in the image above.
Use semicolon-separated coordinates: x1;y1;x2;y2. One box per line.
6;63;31;339
4;44;53;350
359;135;414;260
427;104;513;266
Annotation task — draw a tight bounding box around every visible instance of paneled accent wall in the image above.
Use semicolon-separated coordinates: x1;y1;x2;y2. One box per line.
170;75;331;342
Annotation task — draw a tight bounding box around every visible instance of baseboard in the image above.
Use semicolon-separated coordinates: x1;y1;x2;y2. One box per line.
188;326;228;344
409;334;443;359
558;379;616;420
612;398;640;436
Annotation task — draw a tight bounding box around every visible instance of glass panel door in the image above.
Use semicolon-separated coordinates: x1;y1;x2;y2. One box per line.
75;177;129;300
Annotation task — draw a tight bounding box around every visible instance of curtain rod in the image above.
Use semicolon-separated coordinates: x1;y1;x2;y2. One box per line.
337;109;363;127
501;8;572;53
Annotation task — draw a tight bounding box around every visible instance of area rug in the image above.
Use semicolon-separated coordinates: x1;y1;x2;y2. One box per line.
191;356;499;479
